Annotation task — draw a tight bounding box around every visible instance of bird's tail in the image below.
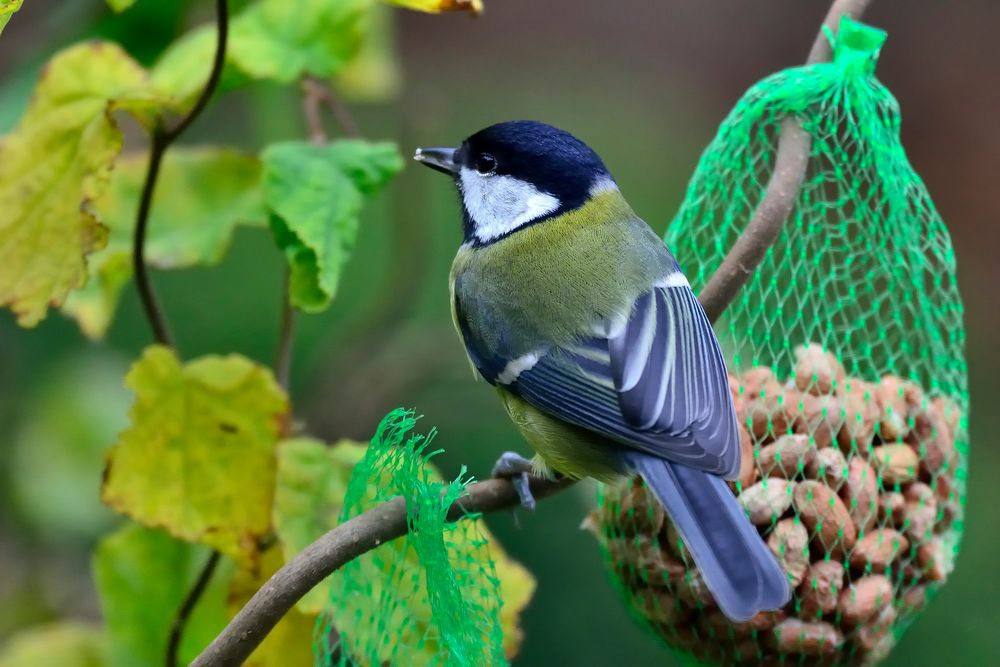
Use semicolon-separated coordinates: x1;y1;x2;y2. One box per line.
627;453;790;621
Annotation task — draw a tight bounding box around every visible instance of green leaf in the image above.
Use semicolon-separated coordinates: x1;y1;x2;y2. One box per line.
262;140;403;313
273;438;366;612
227;543;317;666
62;147;266;339
229;0;374;83
101;346;289;565
105;0;136;13
0;0;24;37
0;41;166;327
93;524;231;667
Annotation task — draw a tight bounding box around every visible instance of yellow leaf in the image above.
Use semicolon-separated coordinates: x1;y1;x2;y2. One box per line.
101;346;289;566
384;0;483;15
0;0;24;37
0;41;162;327
227;543;317;667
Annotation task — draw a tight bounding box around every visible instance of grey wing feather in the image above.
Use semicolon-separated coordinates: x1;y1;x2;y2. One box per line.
501;282;741;478
608;284;740;477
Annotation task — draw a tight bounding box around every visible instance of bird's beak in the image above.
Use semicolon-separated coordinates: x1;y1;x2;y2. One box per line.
414;147;459;176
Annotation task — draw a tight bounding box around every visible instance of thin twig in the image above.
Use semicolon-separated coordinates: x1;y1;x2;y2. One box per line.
302;76;361;138
165;551;221;667
191;2;872;664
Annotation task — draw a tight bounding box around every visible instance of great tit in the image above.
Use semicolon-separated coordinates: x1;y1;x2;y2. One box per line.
415;120;790;621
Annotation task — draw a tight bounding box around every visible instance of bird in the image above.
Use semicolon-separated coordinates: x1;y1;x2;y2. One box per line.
414;120;790;622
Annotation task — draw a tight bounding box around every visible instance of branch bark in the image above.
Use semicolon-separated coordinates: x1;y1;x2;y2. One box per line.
192;1;872;664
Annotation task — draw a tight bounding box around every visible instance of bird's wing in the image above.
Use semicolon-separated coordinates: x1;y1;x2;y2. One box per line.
459;276;740;478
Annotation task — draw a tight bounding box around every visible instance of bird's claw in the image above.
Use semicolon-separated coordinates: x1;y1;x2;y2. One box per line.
491;451;536;511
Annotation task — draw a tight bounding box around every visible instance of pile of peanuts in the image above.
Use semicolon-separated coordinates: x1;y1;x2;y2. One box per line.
589;343;964;666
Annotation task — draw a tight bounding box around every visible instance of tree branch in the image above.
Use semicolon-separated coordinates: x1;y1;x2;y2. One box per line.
192;2;872;664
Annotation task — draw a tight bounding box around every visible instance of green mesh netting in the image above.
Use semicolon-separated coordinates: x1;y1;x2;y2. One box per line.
592;17;968;666
316;409;508;666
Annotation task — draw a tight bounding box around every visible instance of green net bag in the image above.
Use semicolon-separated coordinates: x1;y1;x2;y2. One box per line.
315;409;522;666
590;17;968;666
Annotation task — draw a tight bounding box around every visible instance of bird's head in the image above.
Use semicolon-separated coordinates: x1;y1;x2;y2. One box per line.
414;120;616;245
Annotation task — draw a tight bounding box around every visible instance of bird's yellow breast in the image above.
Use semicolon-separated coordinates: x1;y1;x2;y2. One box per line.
497;387;625;482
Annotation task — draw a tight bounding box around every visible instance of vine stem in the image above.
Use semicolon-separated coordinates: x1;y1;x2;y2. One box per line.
165;551;221;667
191;1;872;665
136;1;229;665
133;0;230;347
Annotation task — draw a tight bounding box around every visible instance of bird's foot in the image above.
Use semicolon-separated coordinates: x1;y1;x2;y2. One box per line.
491;451;536;511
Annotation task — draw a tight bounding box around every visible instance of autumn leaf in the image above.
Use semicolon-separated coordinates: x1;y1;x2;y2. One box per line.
101;346;289;565
0;0;24;36
385;0;483;15
93;524;231;667
0;41;165;327
262;139;403;313
63;147;266;339
227;543;317;667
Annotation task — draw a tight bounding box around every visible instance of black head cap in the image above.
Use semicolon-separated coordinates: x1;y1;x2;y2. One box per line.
456;120;613;206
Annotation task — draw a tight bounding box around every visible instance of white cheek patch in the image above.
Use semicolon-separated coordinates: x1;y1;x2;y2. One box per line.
459;167;560;243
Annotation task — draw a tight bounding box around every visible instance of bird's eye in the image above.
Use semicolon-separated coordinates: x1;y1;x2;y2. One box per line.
475;154;497;175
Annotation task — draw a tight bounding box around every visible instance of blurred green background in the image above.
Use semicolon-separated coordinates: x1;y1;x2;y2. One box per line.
1;1;997;665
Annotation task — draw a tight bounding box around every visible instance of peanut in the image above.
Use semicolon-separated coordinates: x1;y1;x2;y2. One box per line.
794;480;858;559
